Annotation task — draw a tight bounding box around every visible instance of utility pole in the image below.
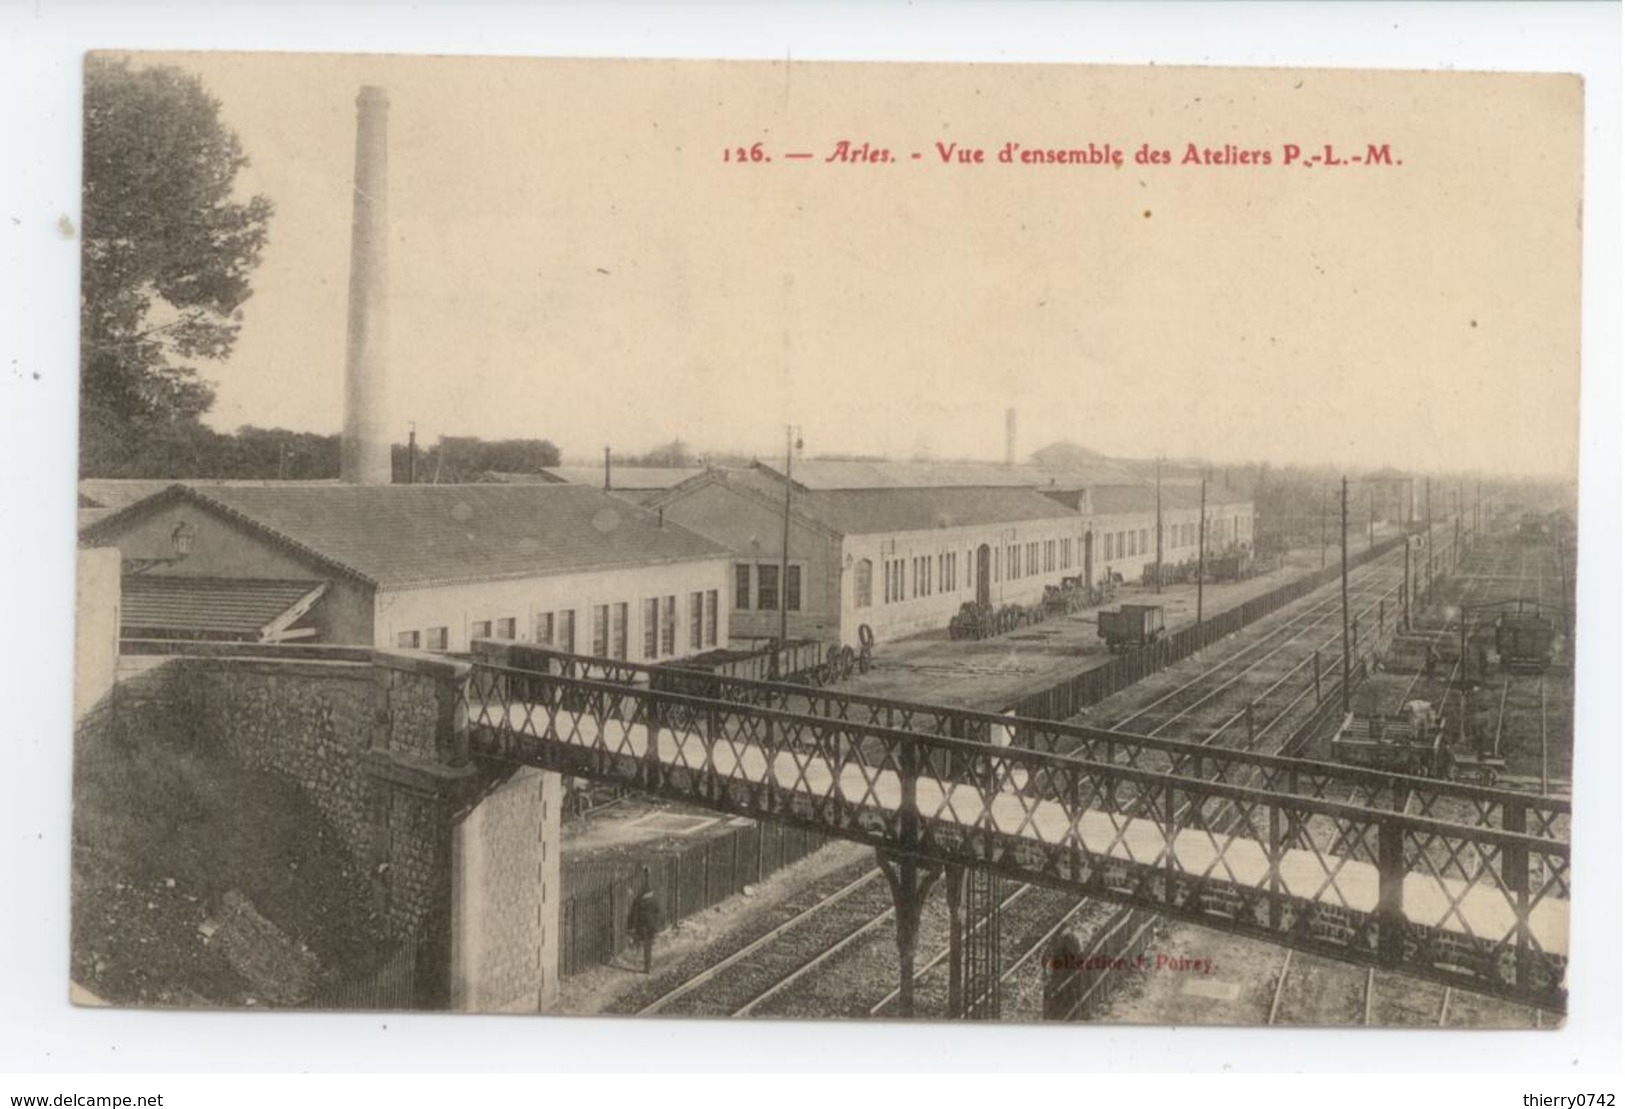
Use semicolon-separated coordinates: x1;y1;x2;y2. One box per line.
1319;484;1327;569
1454;489;1461;572
1425;476;1434;592
1340;477;1351;714
778;426;799;672
604;445;612;491
1197;477;1208;629
1369;486;1375;549
406;424;417;485
1403;533;1412;631
1154;457;1164;594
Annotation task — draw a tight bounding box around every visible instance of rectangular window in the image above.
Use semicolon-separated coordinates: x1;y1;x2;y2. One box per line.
559;610;576;653
1140;529;1149;556
644;597;660;658
854;559;873;609
612;602;628;660
471;620;492;640
395;630;420;649
757;563;780;611
661;595;676;655
425;627;448;651
735;564;752;610
495;617;516;640
690;592;704;650
591;605;609;657
704;590;719;646
535;611;554;646
786;566;801;612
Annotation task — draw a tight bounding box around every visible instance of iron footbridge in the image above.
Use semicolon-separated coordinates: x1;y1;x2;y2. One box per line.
462;648;1568;1013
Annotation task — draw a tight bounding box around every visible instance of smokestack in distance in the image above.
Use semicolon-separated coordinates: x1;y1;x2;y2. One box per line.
1005;407;1017;467
341;85;393;485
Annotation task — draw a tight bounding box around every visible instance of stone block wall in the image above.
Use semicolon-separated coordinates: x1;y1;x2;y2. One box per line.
451;767;561;1012
94;644;562;1011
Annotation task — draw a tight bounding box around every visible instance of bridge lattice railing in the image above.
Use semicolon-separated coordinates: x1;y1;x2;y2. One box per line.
467;641;1569;843
462;660;1568;1011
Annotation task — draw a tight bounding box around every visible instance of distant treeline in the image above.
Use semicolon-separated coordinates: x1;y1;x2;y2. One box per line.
79;421;562;484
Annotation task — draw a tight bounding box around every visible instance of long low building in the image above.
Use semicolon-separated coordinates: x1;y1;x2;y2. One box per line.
650;468;1094;647
80;482;733;660
1082;483;1257;584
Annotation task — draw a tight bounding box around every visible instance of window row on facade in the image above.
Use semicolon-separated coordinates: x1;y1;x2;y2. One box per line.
394;589;721;660
733;562;803;613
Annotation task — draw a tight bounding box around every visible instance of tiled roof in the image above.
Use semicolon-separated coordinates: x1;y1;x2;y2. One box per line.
120;576;328;639
676;469;1081;536
83;483;732;589
752;458;1144;492
540;466;704;490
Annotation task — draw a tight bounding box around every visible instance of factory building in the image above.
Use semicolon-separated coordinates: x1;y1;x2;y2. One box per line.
649;467;1091;647
1362;468;1418;526
80;482;732;657
1084;484;1256;584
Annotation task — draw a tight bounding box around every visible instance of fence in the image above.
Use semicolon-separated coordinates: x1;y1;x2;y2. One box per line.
301;932;423;1011
558;820;826;977
1006;535;1407;721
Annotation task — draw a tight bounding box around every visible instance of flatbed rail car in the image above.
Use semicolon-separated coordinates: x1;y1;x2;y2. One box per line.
1330;704;1506;785
1097;603;1165;654
1331;705;1451;778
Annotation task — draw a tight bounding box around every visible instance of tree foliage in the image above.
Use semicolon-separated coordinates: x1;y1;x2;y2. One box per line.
80;56;273;474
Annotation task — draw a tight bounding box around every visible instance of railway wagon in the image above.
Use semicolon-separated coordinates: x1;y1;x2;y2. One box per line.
1516;512;1551;543
1330;703;1452;778
1097;603;1165;654
1206;549;1253;583
1495;611;1556;672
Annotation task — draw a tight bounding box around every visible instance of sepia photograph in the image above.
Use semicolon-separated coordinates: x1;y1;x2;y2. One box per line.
66;47;1586;1021
61;48;1592;1033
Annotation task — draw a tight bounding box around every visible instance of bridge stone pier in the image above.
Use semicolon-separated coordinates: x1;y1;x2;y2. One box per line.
109;642;563;1012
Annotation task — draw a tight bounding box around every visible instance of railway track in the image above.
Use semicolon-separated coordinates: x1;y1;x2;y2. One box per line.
621;528;1471;1021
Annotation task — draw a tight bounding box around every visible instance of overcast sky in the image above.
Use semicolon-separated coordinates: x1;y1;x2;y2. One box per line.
133;53;1582;476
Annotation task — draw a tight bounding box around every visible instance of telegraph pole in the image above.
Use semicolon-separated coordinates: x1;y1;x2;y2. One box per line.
1197;477;1208;630
1403;533;1412;631
1154;457;1164;594
1340;477;1351;714
1369;486;1375;549
1319;484;1328;569
1425;476;1434;594
778;426;798;667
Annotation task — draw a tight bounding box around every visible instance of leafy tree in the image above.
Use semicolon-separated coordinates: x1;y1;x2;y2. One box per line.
80;56;273;475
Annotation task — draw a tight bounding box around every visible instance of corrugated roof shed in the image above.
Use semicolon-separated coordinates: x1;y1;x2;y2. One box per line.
83;483;731;590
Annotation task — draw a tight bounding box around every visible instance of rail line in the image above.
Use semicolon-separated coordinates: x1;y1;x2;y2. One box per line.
627;526;1476;1021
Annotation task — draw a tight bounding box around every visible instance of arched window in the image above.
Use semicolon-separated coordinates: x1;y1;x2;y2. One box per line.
854;558;873;609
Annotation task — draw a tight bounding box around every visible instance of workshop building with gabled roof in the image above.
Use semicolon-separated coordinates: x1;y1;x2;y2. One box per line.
80;482;734;659
648;468;1092;647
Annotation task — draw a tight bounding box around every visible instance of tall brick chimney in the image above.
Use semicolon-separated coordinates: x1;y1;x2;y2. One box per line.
1005;407;1017;467
341;86;393;485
